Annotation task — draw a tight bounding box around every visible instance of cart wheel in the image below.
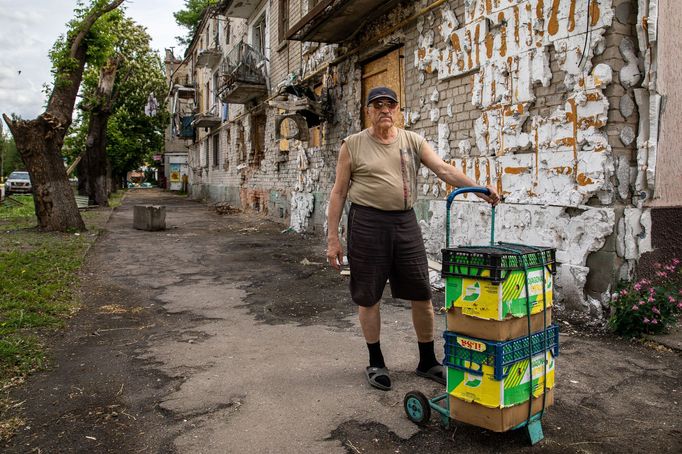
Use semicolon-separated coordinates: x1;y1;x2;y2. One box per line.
404;391;431;426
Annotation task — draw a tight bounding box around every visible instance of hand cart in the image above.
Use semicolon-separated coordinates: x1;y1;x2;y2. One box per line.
402;187;556;445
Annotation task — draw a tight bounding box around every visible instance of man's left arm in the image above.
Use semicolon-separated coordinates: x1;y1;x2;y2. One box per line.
420;141;500;206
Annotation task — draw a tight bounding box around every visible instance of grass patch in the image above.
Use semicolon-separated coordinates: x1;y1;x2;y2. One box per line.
0;191;121;441
0;195;36;230
0;194;114;383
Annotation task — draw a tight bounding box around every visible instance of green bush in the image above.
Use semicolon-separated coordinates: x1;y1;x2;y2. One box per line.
608;258;682;336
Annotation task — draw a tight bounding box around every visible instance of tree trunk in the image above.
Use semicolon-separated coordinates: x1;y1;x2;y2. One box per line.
1;0;123;232
82;112;111;206
5;117;84;231
80;57;120;207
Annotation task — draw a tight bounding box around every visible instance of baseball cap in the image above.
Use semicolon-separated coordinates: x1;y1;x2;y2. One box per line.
366;86;398;106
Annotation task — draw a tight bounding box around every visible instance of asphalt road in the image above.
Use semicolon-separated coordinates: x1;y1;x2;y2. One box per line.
4;189;681;453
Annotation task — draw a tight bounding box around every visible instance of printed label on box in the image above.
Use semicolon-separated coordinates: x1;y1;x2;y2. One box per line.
445;267;553;320
447;351;555;408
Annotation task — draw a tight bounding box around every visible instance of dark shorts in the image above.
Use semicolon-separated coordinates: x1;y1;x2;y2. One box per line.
347;204;432;307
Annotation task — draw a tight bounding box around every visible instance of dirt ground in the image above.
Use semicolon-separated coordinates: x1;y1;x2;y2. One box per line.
2;189;681;453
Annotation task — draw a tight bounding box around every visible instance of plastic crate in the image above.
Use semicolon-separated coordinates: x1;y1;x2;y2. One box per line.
443;325;559;381
441;243;556;284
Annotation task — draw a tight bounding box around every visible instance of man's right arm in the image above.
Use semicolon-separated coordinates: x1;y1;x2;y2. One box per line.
326;142;352;271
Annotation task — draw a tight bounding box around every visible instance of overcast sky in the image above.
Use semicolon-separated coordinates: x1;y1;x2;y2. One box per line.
0;0;186;123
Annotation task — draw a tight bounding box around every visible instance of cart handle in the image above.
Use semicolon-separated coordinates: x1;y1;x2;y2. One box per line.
445;187;495;248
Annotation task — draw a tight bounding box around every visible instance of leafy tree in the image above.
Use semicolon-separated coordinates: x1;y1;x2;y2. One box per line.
2;0;124;231
174;0;218;45
75;9;167;206
1;130;23;178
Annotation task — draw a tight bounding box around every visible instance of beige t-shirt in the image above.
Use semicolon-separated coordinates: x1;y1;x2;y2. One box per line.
343;128;425;211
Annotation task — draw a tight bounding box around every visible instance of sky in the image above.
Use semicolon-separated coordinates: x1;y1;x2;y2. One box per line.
0;0;186;123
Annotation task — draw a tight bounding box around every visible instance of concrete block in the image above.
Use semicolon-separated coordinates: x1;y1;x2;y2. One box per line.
134;205;166;231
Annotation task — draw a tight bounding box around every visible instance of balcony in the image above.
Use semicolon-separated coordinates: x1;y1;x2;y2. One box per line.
218;0;261;18
218;41;268;104
192;108;222;129
196;47;222;68
286;0;403;43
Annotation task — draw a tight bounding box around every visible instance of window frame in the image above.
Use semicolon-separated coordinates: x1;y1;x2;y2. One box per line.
278;0;289;44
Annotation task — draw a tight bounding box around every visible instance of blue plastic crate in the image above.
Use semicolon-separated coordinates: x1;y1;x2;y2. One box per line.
443;325;559;381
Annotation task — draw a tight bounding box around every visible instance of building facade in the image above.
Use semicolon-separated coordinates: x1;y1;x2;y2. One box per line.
164;0;680;315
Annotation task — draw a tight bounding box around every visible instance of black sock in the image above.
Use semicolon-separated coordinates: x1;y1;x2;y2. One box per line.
367;341;390;388
417;340;440;372
367;341;385;368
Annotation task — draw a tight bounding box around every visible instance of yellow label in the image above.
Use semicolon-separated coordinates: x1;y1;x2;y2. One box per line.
456;337;486;352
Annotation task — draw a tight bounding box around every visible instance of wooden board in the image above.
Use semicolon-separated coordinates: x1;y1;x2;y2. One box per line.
361;48;404;129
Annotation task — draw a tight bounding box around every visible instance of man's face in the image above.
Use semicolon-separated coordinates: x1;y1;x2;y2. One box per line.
366;98;399;129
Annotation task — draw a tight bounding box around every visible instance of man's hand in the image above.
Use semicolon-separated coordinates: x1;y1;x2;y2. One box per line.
476;185;501;206
327;237;344;271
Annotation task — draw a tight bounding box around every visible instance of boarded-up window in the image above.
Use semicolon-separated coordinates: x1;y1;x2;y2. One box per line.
278;109;290;152
361;48;405;129
309;84;323;147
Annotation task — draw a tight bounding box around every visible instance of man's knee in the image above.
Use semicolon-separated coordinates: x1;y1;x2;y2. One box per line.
411;300;434;314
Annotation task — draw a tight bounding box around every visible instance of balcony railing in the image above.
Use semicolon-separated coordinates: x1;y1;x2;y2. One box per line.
286;0;403;43
218;41;268;104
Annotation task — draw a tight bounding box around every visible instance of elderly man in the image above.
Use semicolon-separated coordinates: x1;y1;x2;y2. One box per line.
326;86;500;391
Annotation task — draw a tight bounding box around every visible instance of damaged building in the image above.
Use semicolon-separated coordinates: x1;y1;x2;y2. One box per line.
163;0;681;316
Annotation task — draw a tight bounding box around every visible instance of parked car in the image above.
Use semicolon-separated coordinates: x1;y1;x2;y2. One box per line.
4;171;32;195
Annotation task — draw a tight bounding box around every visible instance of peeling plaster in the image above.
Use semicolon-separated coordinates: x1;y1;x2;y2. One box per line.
411;0;651;310
437;122;450;158
430;88;440;103
619;37;642;89
290;191;315;233
616;155;630;201
416;1;616;212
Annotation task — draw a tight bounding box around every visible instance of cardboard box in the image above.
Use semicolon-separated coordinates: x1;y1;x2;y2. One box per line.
446;306;552;341
444;267;553;320
449;388;554;432
446;350;555;408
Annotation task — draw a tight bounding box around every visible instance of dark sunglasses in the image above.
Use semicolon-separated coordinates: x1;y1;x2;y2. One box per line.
369;100;398;110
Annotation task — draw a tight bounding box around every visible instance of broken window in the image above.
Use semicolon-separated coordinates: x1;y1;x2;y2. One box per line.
212;133;220;167
224;129;231;170
213;71;220;110
237;124;246;163
251;112;266;167
252;13;267;56
205;81;210;112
